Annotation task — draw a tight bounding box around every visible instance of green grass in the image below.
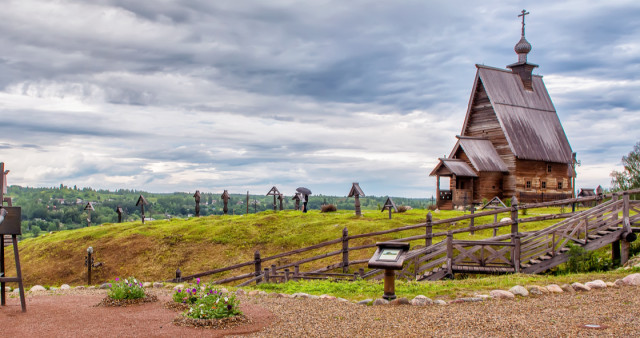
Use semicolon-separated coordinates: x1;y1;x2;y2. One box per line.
4;205;633;289
248;268;640;301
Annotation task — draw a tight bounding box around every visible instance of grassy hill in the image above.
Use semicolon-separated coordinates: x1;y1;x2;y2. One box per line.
1;206;629;288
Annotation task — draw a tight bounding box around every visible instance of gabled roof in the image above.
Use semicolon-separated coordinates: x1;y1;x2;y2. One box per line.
450;136;509;172
348;183;365;197
429;158;478;177
461;65;573;164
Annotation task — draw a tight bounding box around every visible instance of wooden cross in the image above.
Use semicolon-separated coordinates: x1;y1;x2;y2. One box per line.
518;9;529;36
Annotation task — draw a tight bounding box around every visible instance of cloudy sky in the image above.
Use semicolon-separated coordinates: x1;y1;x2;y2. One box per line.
1;0;639;198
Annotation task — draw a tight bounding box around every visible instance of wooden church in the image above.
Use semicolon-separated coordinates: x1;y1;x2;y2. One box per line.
430;11;574;210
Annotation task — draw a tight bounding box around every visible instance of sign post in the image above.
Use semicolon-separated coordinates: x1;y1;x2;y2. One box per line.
368;242;410;300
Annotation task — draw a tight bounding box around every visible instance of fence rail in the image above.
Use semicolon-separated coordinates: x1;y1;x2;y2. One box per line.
168;188;640;284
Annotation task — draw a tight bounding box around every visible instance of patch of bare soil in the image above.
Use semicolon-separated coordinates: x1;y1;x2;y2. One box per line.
0;290;274;337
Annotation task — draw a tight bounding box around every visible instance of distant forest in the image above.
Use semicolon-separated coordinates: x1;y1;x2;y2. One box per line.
6;185;434;236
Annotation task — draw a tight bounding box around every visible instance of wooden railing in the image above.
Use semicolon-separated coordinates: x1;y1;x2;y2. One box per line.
167;188;640;284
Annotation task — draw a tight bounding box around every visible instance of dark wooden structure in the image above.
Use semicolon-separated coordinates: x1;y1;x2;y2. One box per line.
136;195;149;224
0;163;26;312
348;183;365;216
431;11;574;210
83;202;94;227
278;194;284;211
368;242;410;300
292;193;302;211
381;197;398;219
221;190;230;215
116;206;123;223
193;190;201;217
266;187;281;212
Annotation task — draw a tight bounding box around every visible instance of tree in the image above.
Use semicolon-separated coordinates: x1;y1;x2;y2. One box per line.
611;141;640;191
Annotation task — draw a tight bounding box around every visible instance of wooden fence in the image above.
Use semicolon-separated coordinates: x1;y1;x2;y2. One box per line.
168;189;640;285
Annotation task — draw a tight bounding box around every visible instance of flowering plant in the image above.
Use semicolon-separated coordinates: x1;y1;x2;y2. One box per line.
107;276;146;300
172;278;222;304
173;278;242;319
184;293;242;320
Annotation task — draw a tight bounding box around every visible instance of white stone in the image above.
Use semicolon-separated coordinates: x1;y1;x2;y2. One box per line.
337;298;349;302
173;284;185;291
5;286;11;292
235;289;246;296
571;282;591;291
585;280;607;289
489;290;515;299
433;300;447;305
142;282;152;288
509;285;529;297
500;217;512;223
320;294;336;300
527;285;548;295
30;285;46;292
606;282;617;288
152;282;163;288
622;273;640;286
12;288;20;294
60;284;71;290
292;292;310;299
75;286;85;290
220;287;229;294
373;298;389;306
410;295;432;306
560;284;575;293
546;284;564;293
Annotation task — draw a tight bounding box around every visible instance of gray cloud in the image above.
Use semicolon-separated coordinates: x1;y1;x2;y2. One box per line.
0;0;638;196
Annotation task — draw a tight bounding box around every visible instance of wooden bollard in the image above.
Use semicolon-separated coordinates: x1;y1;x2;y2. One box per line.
254;251;262;283
271;264;277;283
284;268;290;282
264;268;270;283
469;206;475;235
359;267;365;278
86;247;93;285
426;212;433;247
342;227;349;273
294;265;300;280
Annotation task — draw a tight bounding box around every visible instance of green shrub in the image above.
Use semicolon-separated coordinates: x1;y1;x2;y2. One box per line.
559;243;613;273
172;278;224;304
108;276;146;300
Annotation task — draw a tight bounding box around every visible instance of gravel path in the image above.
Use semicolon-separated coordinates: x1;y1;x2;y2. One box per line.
0;286;638;337
239;287;640;337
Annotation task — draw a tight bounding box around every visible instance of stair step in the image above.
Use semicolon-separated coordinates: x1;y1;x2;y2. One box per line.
520;263;531;268
597;230;610;235
530;259;541;264
608;226;620;231
558;247;570;253
587;234;601;240
539;255;552;260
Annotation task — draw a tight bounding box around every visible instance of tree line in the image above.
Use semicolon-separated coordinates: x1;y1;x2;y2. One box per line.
6;185;434;237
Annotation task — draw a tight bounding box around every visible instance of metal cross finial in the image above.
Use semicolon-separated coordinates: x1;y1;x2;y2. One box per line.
518;9;530;37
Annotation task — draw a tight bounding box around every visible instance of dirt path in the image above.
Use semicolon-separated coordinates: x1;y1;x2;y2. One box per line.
0;286;639;337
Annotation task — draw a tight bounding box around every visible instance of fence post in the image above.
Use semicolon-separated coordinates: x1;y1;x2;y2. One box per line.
469;206;475;235
284;268;290;282
294;265;300;280
359;267;365;278
621;192;632;265
342;227;349;273
446;231;453;277
254;251;262;284
426;212;433;247
271;264;277;283
264;268;270;283
510;195;520;273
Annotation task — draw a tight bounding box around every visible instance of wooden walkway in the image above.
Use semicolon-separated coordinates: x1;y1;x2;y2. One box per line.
168;189;640;285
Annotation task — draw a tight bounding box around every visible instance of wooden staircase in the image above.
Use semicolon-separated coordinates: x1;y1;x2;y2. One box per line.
416;197;639;281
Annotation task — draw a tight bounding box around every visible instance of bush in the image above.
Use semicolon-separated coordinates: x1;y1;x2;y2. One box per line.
108;276;146;300
321;204;337;213
397;206;410;213
559;243;613;273
172;278;222;304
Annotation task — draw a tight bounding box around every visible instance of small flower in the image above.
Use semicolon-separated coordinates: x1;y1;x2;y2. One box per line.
177;289;181;293
196;278;200;284
115;277;119;282
227;304;232;310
